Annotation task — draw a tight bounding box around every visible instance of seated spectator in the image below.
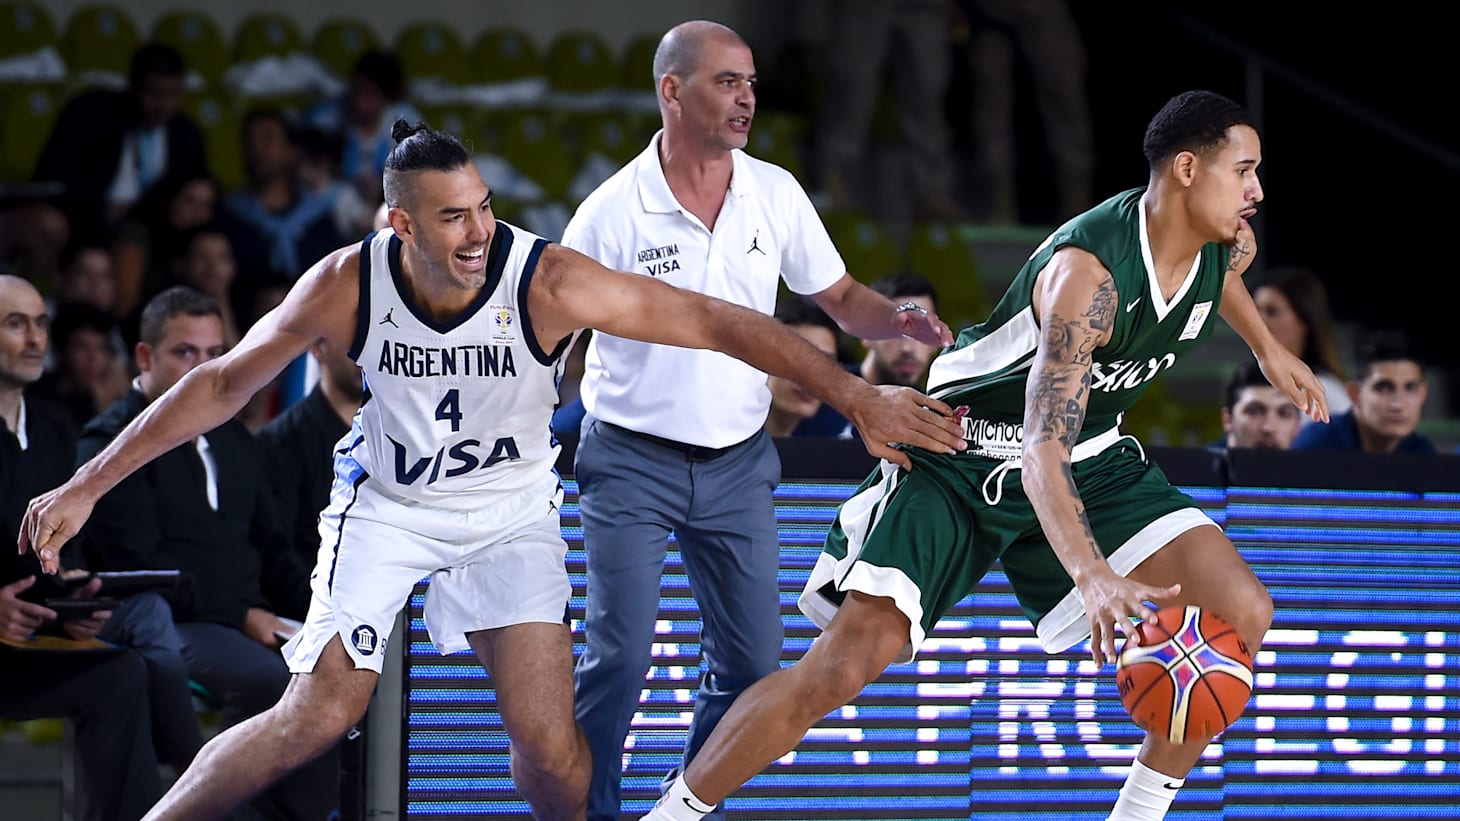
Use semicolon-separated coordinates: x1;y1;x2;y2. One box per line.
1246;265;1352;417
1212;359;1303;451
108;169;222;328
550;330;591;439
33;42;207;247
171;224;244;347
303;49;421;205
31;301;129;435
1292;328;1435;454
77;285;335;819
765;296;842;437
255;336;363;567
796;271;942;438
224;108;348;285
0;569;163;821
1;274;201;782
53;239;120;317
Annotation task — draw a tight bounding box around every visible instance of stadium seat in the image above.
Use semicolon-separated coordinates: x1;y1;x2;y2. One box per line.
60;3;140;83
0;1;58;62
0;82;61;181
311;17;380;80
151;9;229;88
498;108;576;201
469;26;543;85
394;21;468;86
574;111;644;166
414;101;485;148
822;210;904;283
619;31;658;90
231;12;306;63
544;30;617;95
182;92;243;191
745;110;806;179
905;221;986;328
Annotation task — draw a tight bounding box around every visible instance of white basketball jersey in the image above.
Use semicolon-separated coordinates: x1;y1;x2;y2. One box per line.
338;223;572;508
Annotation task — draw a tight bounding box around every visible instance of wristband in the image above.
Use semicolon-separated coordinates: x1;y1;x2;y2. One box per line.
895;301;928;316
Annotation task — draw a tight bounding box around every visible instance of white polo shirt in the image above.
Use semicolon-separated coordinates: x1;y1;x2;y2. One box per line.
561;130;845;448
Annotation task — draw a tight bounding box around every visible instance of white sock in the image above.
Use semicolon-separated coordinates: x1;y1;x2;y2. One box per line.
641;774;715;821
1107;758;1183;821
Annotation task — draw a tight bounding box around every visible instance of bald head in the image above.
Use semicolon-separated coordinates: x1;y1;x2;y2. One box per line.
0;274;49;388
652;20;747;85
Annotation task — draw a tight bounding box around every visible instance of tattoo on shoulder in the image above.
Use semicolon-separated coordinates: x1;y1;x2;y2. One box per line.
1085;275;1117;332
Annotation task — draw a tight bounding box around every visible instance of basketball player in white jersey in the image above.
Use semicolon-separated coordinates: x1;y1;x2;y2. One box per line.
17;121;965;820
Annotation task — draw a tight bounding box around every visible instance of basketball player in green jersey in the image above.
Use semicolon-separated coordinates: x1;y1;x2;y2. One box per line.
641;89;1330;821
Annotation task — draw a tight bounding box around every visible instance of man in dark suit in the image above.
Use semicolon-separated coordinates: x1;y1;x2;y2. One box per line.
79;285;335;819
33;42;208;243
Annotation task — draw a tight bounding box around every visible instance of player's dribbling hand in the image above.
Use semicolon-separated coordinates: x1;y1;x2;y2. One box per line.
848;386;966;470
18;483;95;575
1078;568;1182;666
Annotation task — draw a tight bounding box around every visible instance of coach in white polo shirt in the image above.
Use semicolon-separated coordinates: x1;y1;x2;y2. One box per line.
560;20;955;821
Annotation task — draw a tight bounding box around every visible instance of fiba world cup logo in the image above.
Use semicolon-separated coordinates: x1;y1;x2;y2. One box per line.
495;310;512;330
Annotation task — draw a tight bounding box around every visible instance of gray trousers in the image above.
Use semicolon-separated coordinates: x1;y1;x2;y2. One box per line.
573;416;783;821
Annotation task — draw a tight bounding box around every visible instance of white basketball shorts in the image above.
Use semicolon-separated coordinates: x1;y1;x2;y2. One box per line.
282;470;570;674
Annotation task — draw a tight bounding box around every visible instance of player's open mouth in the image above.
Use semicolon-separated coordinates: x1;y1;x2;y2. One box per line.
456;248;485;266
730;116;751;129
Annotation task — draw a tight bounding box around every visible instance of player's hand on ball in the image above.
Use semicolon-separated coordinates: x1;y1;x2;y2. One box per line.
1079;568;1181;666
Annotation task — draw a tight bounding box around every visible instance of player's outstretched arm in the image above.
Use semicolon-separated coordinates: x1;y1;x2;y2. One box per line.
1020;247;1180;665
1216;225;1328;423
526;245;965;468
18;248;361;573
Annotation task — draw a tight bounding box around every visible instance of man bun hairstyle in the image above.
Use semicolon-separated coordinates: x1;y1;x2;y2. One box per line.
382;119;472;209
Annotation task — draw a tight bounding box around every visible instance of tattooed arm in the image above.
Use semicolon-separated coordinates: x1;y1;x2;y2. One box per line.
1020;247;1181;665
1217;220;1329;422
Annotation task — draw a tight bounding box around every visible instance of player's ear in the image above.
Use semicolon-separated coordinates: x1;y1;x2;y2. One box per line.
1172;151;1197;187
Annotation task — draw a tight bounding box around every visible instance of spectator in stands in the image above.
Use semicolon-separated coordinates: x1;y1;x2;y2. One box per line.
304;49;421;208
765;296;842;437
172;223;243;347
34;42;208;246
53;240;119;317
955;0;1094;225
0;567;163;821
223;108;348;285
255;336;363;568
77;286;334;819
1214;359;1303;451
108;169;222;327
31;301;128;435
815;0;969;222
551;330;591;439
1;274;203;784
1293;328;1435;454
797;271;942;439
296;126;379;241
1246;265;1352;417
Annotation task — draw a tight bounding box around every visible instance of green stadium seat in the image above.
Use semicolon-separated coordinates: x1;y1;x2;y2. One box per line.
182;92;243;191
394;21;468;86
544;30;617;95
0;82;61;181
0;1;58;62
311;17;379;80
151;9;228;88
469;27;543;86
60;3;140;82
905;221;986;329
745;110;806;179
498;108;576;201
822;210;903;283
231;12;305;63
619;31;659;90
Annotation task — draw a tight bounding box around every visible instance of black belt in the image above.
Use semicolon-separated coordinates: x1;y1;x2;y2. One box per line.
604;422;754;462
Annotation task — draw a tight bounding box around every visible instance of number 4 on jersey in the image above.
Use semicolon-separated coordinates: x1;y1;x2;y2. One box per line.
436;389;463;432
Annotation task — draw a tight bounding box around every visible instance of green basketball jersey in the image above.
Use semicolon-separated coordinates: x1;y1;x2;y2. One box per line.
926;187;1231;450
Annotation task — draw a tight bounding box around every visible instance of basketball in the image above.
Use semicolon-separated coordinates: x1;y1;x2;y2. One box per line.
1116;605;1254;744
